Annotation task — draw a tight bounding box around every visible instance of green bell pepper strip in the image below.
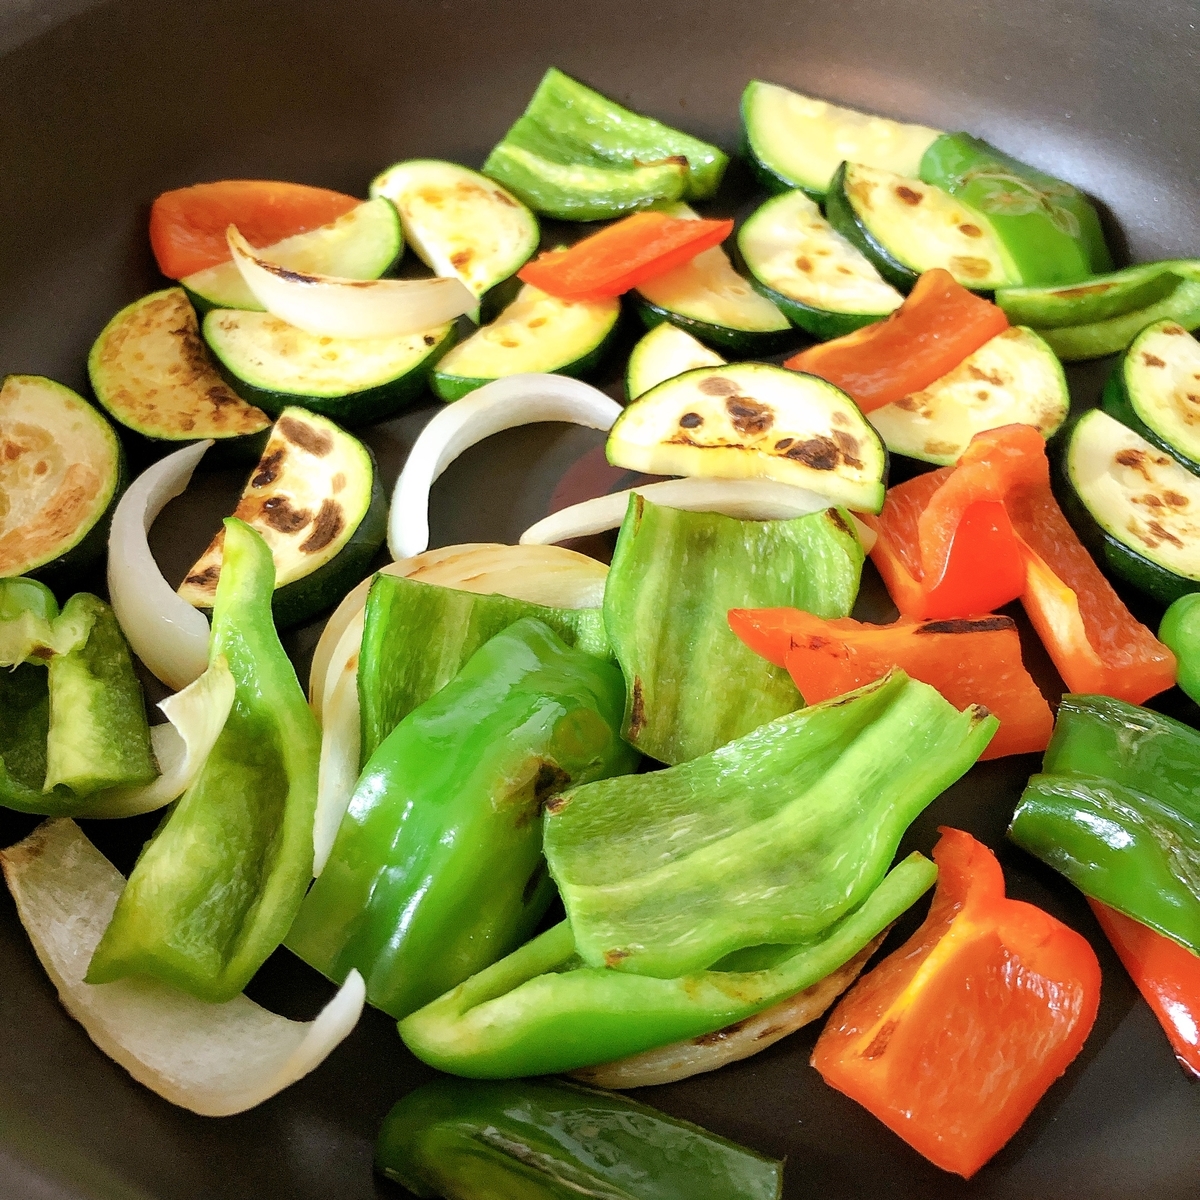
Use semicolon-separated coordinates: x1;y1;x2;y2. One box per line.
1009;693;1200;955
357;572;610;764
919;133;1111;285
375;1076;783;1200
1160;593;1200;703
399;852;936;1079
87;518;320;1001
288;617;636;1020
0;585;156;813
546;670;995;978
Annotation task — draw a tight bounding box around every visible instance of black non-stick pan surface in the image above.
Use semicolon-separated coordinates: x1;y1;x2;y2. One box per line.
1;1;1198;1197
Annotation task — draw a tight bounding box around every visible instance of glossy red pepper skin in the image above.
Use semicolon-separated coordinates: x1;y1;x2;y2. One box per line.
1089;898;1200;1079
811;828;1101;1179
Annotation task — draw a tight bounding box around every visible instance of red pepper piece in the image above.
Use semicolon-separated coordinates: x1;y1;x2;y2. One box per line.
149;180;361;278
1089;898;1200;1079
726;608;1051;760
517;211;734;301
812;828;1101;1179
784;269;1009;414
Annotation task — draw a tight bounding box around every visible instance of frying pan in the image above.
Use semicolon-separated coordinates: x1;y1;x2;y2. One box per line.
1;1;1198;1197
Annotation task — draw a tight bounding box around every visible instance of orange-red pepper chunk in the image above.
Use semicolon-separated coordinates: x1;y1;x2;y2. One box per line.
812;828;1101;1179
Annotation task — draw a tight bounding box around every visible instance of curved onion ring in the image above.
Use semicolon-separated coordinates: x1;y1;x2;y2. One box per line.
107;441;212;690
519;477;878;552
227;226;474;339
387;374;623;561
1;819;364;1117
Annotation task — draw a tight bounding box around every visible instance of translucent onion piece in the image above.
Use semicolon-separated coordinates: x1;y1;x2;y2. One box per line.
86;657;236;819
520;478;879;553
227;226;474;339
107;441;212;690
388;374;623;560
0;819;364;1117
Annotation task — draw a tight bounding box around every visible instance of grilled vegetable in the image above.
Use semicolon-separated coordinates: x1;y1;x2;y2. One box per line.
607;362;887;512
825;162;1016;292
178;408;386;629
738;189;903;339
88;288;270;458
740;81;940;198
1160;591;1200;703
0;374;123;583
625;322;724;400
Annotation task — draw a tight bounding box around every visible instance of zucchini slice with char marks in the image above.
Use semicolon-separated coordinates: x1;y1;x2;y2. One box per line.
868;326;1068;465
88;288;271;459
431;283;619;402
625;323;724;401
0;375;123;583
607;362;886;513
370;160;538;308
179;408;386;629
1064;408;1200;604
740;81;941;199
1103;320;1200;474
826;162;1016;292
202;310;455;426
738;189;902;340
181;197;404;313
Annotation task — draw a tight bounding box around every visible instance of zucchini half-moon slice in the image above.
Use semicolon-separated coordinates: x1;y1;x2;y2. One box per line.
0;375;123;582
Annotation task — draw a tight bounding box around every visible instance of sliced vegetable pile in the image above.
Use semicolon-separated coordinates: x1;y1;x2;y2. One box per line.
2;63;1199;1200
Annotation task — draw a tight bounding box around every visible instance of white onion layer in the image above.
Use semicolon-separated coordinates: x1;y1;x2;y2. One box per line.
388;374;623;560
227;226;474;339
107;441;212;690
1;819;364;1117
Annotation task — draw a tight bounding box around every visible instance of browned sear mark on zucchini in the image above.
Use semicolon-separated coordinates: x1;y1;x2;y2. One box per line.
259;495;312;534
278;415;333;457
299;499;345;553
1142;352;1167;368
697;375;738;396
251;449;285;488
894;185;923;205
678;412;703;429
725;396;773;436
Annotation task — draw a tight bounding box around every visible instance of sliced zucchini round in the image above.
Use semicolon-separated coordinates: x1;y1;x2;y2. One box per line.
88;288;271;458
1102;319;1200;474
738;189;903;340
178;408;387;628
868;326;1069;465
1064;408;1200;604
0;375;123;581
740;81;941;199
202;310;455;426
181;198;404;313
825;162;1016;292
431;283;619;402
625;323;724;401
607;362;887;512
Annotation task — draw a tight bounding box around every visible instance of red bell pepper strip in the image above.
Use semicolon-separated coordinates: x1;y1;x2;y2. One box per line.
149;180;360;278
784;269;1009;414
1088;898;1200;1079
727;608;1051;760
517;211;734;301
812;827;1101;1179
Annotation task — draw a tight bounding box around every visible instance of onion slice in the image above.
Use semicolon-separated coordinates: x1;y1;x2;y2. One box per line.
520;478;879;553
388;374;623;560
86;657;236;819
108;441;212;690
227;225;474;339
1;819;364;1117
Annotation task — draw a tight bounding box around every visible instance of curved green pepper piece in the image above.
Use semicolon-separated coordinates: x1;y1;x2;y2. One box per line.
87;518;320;1001
375;1076;783;1200
399;853;936;1079
288;617;636;1020
1159;593;1200;703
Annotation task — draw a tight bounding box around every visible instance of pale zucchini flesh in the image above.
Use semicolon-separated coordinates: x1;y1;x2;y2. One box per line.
607;362;887;512
369;160;538;301
88;288;270;442
837;162;1016;290
868;326;1069;465
1120;320;1200;468
0;375;122;578
741;80;941;197
625;323;725;401
181;198;403;311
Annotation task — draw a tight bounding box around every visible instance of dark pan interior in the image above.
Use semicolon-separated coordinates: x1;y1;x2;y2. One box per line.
1;2;1198;1197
